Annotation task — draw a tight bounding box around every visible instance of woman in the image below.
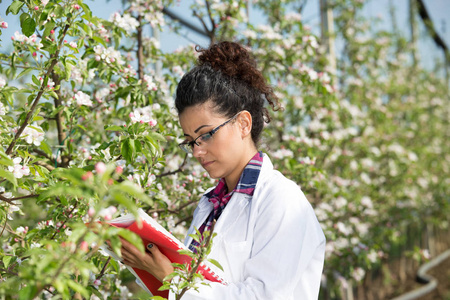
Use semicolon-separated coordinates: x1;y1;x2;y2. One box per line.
120;41;326;299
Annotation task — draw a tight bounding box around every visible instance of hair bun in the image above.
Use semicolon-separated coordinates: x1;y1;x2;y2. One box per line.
196;41;257;87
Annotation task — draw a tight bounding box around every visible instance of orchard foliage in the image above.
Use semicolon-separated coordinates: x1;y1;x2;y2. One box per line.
0;0;449;299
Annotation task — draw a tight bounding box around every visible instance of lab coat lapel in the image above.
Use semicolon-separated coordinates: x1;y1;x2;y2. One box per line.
213;192;251;235
184;197;213;247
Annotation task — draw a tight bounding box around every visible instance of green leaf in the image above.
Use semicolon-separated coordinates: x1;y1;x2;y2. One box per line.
121;138;134;162
0;168;17;187
39;140;53;156
147;131;166;143
21;16;36;37
109;257;120;273
92;36;106;47
118;228;145;253
32;75;40;85
18;285;37;300
64;62;73;80
67;280;90;298
6;1;25;15
16;67;33;80
105;125;124;132
43;21;56;38
207;258;224;272
117;180;151;203
0;151;14;166
2;256;12;269
109;189;137;214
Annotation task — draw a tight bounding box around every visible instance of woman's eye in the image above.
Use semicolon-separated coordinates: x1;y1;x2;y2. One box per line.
199;133;212;142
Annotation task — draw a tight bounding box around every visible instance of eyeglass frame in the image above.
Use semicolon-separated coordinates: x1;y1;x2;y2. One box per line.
178;111;242;153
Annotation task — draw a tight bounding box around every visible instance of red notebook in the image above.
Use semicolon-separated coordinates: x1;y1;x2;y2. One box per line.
103;209;226;298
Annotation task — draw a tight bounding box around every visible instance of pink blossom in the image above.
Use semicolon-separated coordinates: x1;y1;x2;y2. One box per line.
95;162;106;174
81;171;93;181
115;166;123;175
0;22;8;29
88;207;96;217
80;241;89;252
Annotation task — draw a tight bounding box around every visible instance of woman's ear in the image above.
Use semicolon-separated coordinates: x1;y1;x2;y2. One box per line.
238;111;252;138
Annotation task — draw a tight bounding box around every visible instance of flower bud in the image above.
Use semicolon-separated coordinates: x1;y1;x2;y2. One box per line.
115;166;123;175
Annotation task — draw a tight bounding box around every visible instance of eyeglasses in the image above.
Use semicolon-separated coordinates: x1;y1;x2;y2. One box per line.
179;111;241;154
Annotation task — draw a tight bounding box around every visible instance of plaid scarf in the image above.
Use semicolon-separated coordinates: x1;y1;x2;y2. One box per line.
189;151;263;252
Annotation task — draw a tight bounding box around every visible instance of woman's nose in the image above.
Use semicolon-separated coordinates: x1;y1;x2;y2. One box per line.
192;144;206;158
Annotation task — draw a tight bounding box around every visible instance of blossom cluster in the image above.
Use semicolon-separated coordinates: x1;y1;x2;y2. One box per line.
8;157;31;179
73;91;93;107
109;13;139;32
94;45;123;65
128;0;165;27
22;124;45;146
12;32;43;49
129;104;159;125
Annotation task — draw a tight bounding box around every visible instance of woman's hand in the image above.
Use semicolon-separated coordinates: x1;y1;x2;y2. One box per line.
119;238;174;282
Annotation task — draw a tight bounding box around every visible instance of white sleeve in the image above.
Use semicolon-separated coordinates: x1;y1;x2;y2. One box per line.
169;182;325;300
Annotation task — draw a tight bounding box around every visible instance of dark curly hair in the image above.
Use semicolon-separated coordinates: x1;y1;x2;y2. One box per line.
175;41;281;144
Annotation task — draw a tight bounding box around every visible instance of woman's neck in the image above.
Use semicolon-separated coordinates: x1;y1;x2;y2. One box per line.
225;148;258;193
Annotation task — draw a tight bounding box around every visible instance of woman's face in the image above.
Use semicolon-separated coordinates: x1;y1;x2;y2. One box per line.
178;101;256;190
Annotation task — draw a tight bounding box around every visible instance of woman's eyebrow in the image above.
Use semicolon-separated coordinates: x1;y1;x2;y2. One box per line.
194;124;212;133
183;124;212;137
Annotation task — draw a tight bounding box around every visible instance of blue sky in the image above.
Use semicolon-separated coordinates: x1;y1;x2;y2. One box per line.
1;0;449;68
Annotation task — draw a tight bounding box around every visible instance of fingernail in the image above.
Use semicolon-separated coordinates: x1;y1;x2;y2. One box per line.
147;243;153;249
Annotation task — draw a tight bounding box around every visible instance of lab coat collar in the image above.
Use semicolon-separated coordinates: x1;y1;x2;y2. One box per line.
184;153;273;246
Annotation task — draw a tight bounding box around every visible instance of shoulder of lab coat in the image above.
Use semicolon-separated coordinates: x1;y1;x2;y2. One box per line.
170;153;326;300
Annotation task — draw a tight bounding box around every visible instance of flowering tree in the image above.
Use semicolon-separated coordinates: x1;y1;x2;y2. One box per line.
0;0;449;299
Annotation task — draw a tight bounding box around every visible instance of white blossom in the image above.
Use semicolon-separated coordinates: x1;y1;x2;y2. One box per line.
272;149;293;159
22;125;45;146
143;74;157;91
0;75;6;88
110;13;139;32
30;242;42;249
0;102;6;116
360;196;373;209
352;267;365;282
74;91;93;106
8;157;31;178
16;226;26;233
129;105;157;124
12;32;43;49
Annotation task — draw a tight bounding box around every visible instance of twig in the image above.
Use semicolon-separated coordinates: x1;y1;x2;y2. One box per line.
32;148;53;160
0;194;17;205
176;222;216;300
96;257;111;280
156;153;188;178
0;214;7;238
33;160;56;171
50;203;78;240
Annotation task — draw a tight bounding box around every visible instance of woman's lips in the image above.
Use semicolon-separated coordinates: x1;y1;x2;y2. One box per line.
201;161;214;168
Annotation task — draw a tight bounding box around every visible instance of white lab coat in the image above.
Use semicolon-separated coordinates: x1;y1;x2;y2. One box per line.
169;153;325;300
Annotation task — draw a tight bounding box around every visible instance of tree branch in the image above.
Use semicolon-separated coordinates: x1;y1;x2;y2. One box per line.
415;0;450;63
137;14;145;80
6;22;72;156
